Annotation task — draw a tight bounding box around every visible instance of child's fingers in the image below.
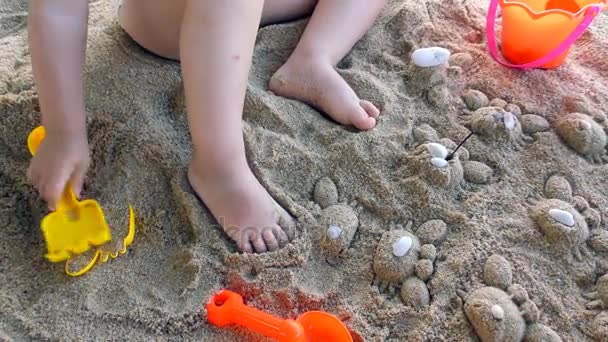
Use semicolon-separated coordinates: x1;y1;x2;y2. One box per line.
41;170;71;211
70;163;88;198
27;164;41;190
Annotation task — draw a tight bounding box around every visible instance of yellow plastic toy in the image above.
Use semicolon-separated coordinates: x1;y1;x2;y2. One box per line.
64;204;136;276
28;126;136;276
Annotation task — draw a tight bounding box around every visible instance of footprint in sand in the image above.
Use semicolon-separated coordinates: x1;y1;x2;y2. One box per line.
528;174;601;261
555;112;608;163
372;220;447;310
313;177;360;261
459;255;562;342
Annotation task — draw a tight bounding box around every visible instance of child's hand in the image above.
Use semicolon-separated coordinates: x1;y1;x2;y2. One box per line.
27;130;90;211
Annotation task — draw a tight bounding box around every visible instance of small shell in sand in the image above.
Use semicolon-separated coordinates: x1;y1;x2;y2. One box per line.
393;236;413;257
373;230;420;283
320;205;359;257
431;157;448;168
464;107;529;149
427;143;448;159
464;287;525;342
504;112;516;130
491;305;505;320
326;225;342;240
530;199;589;248
411;47;451;67
549;209;575;227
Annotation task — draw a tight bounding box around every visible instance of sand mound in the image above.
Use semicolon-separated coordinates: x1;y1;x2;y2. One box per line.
1;0;607;340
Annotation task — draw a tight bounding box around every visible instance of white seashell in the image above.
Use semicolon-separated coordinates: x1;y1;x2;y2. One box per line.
431;157;448;168
411;47;451;68
491;305;505;320
579;120;592;130
392;236;413;257
326;225;343;240
503;112;516;130
427;143;448;159
549;209;575;227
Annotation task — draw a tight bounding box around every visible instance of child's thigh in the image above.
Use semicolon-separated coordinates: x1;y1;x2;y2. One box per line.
118;0;185;59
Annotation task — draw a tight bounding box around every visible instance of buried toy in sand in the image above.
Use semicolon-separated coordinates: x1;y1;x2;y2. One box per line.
27;126;136;276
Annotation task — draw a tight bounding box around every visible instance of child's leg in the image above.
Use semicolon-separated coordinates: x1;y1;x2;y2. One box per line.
269;0;386;130
119;0;316;60
181;1;297;253
120;0;317;253
261;0;317;25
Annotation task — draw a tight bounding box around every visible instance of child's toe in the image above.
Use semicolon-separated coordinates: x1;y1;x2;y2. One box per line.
262;229;279;252
360;100;380;118
273;225;290;248
250;233;268;253
352;107;377;130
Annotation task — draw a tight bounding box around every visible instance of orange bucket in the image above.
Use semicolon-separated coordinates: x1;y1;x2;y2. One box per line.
486;0;607;69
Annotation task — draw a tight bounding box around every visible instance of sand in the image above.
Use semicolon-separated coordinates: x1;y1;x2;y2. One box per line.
1;0;608;340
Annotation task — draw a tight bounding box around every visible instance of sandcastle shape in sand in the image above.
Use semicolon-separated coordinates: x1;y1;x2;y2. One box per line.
459;254;563;342
313;177;360;260
303;82;604;338
459;89;608;162
371;219;447;310
585;274;608;341
528;174;603;262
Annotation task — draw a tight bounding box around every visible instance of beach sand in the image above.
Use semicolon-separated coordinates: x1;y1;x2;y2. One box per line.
1;0;608;340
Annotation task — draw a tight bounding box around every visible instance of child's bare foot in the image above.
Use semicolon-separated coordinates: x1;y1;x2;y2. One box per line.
187;161;296;253
269;56;380;130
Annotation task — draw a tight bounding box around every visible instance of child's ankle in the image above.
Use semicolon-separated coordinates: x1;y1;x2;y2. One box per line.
189;155;249;180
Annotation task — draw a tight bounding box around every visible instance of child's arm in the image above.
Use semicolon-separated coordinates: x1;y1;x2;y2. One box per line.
29;0;88;133
27;0;90;209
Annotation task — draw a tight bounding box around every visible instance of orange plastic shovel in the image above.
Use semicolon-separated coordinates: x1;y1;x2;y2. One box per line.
206;290;353;342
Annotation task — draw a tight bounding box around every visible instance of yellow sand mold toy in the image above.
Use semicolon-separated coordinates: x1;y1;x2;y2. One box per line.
27;126;135;276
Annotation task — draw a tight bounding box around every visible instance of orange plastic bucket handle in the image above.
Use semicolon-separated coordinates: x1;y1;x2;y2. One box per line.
486;0;604;69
